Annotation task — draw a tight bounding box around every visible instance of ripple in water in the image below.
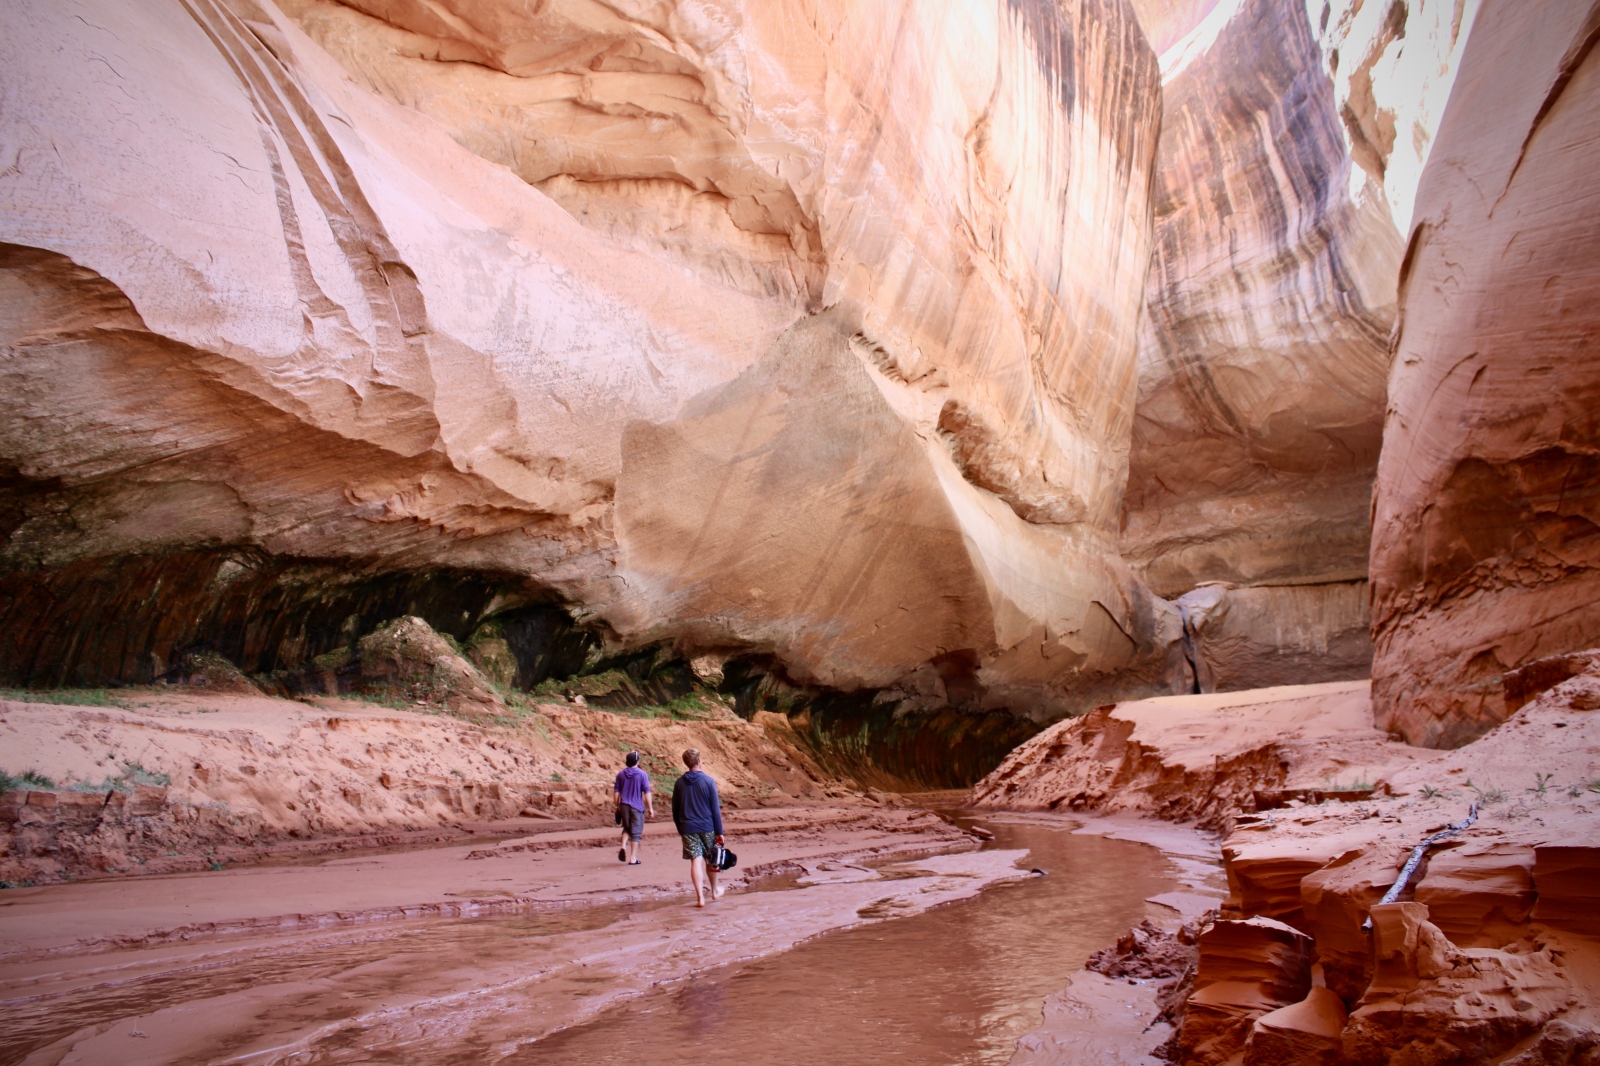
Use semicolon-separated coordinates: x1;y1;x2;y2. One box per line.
523;816;1174;1066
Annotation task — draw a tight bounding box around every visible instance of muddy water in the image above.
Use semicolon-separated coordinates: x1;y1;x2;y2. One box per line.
0;905;640;1064
519;815;1173;1066
0;816;1175;1065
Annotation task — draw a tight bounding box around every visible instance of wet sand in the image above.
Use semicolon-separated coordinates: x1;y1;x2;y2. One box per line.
1;803;995;1063
0;807;1219;1066
528;812;1213;1066
0;806;964;958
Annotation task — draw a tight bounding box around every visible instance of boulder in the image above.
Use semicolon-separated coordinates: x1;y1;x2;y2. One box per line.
354;616;504;714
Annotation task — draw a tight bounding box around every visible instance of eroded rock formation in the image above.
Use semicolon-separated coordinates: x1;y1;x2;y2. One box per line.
975;651;1600;1064
1121;0;1480;686
0;0;1185;724
1370;0;1600;747
971;680;1426;828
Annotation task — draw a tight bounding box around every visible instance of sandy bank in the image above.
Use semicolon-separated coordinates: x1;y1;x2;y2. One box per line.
1;815;1011;1065
0;688;837;886
977;669;1600;1065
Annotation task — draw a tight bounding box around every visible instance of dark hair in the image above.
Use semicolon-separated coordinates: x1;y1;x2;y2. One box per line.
682;747;701;769
625;750;640;767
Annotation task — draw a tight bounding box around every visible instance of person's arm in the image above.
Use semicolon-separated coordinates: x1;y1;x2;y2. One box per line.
711;777;724;841
672;777;685;834
643;776;654;818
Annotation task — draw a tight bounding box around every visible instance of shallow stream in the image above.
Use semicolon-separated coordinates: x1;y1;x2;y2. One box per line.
523;814;1176;1065
1;814;1177;1065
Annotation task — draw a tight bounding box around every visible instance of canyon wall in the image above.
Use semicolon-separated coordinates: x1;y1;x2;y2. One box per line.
1120;0;1478;687
1370;0;1600;747
0;0;1180;721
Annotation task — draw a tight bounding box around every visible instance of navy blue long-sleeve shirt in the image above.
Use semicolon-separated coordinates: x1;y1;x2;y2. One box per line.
671;769;723;836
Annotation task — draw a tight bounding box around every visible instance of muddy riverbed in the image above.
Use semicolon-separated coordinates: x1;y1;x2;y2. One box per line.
1;812;1197;1065
528;814;1182;1066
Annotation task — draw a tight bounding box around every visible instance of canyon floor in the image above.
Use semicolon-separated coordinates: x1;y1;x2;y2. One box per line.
2;667;1598;1065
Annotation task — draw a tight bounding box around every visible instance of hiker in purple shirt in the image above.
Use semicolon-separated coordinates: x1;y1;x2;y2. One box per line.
613;751;654;865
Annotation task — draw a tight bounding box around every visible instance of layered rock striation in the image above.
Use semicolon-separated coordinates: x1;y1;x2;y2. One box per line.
1369;0;1600;747
1121;0;1479;688
0;0;1180;721
977;652;1600;1064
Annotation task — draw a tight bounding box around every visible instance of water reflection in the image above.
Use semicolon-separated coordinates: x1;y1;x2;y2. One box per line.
0;815;1176;1066
524;816;1173;1066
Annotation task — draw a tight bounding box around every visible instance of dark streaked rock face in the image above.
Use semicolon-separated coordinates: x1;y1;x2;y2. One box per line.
1122;0;1400;601
1116;0;1481;697
1369;0;1600;748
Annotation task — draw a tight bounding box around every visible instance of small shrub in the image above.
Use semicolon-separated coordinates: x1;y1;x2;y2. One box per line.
1529;772;1555;799
1465;778;1507;804
0;769;56;792
64;762;172;794
0;688;128;708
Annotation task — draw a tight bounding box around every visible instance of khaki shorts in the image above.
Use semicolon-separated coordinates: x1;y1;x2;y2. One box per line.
681;831;717;860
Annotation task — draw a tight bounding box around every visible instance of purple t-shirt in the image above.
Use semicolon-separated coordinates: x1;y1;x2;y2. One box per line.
614;765;651;810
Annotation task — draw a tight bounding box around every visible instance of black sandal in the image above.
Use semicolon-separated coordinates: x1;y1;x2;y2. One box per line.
617;848;626;862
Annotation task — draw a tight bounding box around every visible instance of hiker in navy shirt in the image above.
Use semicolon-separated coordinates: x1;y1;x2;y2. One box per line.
613;751;654;865
671;747;725;907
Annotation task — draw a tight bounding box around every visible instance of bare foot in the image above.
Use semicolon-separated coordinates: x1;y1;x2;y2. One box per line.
695;899;707;908
713;885;726;900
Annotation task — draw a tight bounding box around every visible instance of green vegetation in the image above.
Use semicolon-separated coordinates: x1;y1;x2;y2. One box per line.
600;691;724;722
1465;778;1507;804
311;645;352;672
0;769;56;793
531;668;634;701
65;762;171;794
343;689;420;711
0;688;129;708
1320;773;1374;792
1529;772;1555;800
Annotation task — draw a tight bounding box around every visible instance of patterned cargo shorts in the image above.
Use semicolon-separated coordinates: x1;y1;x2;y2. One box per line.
681;831;717;860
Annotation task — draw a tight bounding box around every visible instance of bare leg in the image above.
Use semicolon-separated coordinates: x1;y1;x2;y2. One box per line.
709;863;724;900
626;836;640;863
690;856;708;906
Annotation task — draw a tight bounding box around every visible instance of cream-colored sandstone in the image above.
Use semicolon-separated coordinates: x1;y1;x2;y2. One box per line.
0;0;1180;715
